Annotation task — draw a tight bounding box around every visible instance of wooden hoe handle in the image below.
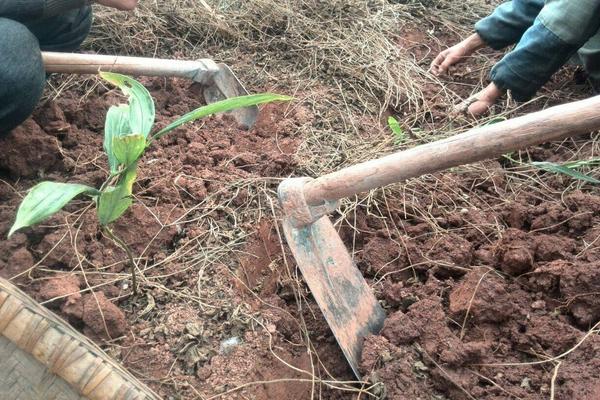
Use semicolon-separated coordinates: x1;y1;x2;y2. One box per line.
42;51;219;80
303;95;600;206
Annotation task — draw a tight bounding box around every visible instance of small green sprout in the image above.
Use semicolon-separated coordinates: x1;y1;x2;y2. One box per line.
387;116;406;145
530;159;600;184
503;155;600;185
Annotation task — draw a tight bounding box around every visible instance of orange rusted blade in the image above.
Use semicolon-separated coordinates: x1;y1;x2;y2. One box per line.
282;215;385;378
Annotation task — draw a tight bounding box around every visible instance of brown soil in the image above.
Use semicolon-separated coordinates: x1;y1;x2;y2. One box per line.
0;76;348;399
1;23;599;400
351;25;599;400
353;165;600;399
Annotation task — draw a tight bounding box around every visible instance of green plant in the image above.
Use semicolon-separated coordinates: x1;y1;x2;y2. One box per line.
387;116;405;145
530;158;600;184
9;72;291;293
504;154;600;184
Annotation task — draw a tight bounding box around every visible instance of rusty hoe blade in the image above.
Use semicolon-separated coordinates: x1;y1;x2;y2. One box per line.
278;178;386;378
195;61;259;130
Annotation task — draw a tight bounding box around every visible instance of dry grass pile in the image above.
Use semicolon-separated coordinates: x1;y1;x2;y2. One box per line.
90;0;491;112
89;1;496;179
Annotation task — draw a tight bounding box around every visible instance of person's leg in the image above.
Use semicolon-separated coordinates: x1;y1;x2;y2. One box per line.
25;6;93;52
0;7;93;135
474;0;545;50
432;0;545;76
465;0;600;117
0;18;45;135
576;32;600;93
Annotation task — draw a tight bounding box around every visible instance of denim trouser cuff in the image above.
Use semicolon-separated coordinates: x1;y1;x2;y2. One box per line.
489;18;578;101
489;62;538;101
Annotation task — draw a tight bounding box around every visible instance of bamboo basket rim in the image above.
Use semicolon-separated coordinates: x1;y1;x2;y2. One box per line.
0;276;162;400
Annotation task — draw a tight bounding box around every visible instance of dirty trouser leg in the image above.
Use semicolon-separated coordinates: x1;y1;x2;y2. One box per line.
474;0;545;50
575;33;600;92
25;6;92;52
0;7;92;135
542;0;600;91
0;18;45;135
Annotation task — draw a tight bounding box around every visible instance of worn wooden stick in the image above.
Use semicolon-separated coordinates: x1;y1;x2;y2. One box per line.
303;95;600;206
42;51;218;79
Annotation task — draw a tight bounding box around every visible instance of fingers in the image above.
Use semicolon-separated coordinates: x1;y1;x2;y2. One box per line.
431;52;460;76
467;100;493;117
437;55;457;76
429;51;448;76
430;44;470;76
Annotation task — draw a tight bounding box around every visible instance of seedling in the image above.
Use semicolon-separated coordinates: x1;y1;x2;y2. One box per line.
530;159;600;184
387;116;406;145
8;72;291;293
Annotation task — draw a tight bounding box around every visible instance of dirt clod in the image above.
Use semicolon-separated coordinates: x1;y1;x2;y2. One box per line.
37;275;81;305
62;292;128;340
449;268;515;323
0;119;63;178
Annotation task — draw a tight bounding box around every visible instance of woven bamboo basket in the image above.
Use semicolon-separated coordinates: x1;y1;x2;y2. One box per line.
0;277;161;400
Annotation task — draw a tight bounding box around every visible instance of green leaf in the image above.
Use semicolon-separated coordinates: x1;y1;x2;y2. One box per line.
387;116;405;144
9;182;98;237
97;164;137;225
97;186;131;226
104;105;132;173
562;157;600;169
113;134;146;167
100;72;155;137
387;116;402;135
531;161;600;184
153;93;293;140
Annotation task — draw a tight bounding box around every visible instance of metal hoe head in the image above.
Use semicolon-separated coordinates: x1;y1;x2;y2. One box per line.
195;61;259;130
278;178;386;378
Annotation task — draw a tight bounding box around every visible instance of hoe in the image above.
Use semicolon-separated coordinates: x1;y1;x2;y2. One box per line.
278;95;600;377
42;52;258;129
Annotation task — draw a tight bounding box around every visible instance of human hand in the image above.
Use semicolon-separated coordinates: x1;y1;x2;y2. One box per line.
429;33;485;76
93;0;138;10
451;82;503;118
430;43;470;76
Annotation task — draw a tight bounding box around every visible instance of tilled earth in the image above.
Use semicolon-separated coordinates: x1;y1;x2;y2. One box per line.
355;171;600;399
1;32;600;400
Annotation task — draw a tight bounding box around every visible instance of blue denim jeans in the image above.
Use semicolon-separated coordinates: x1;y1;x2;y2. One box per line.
0;7;92;134
475;0;600;100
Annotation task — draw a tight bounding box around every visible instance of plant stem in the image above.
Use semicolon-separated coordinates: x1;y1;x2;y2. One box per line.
99;171;122;192
104;227;138;294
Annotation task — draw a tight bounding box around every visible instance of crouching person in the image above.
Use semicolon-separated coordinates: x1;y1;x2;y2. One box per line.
0;0;137;135
430;0;600;116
